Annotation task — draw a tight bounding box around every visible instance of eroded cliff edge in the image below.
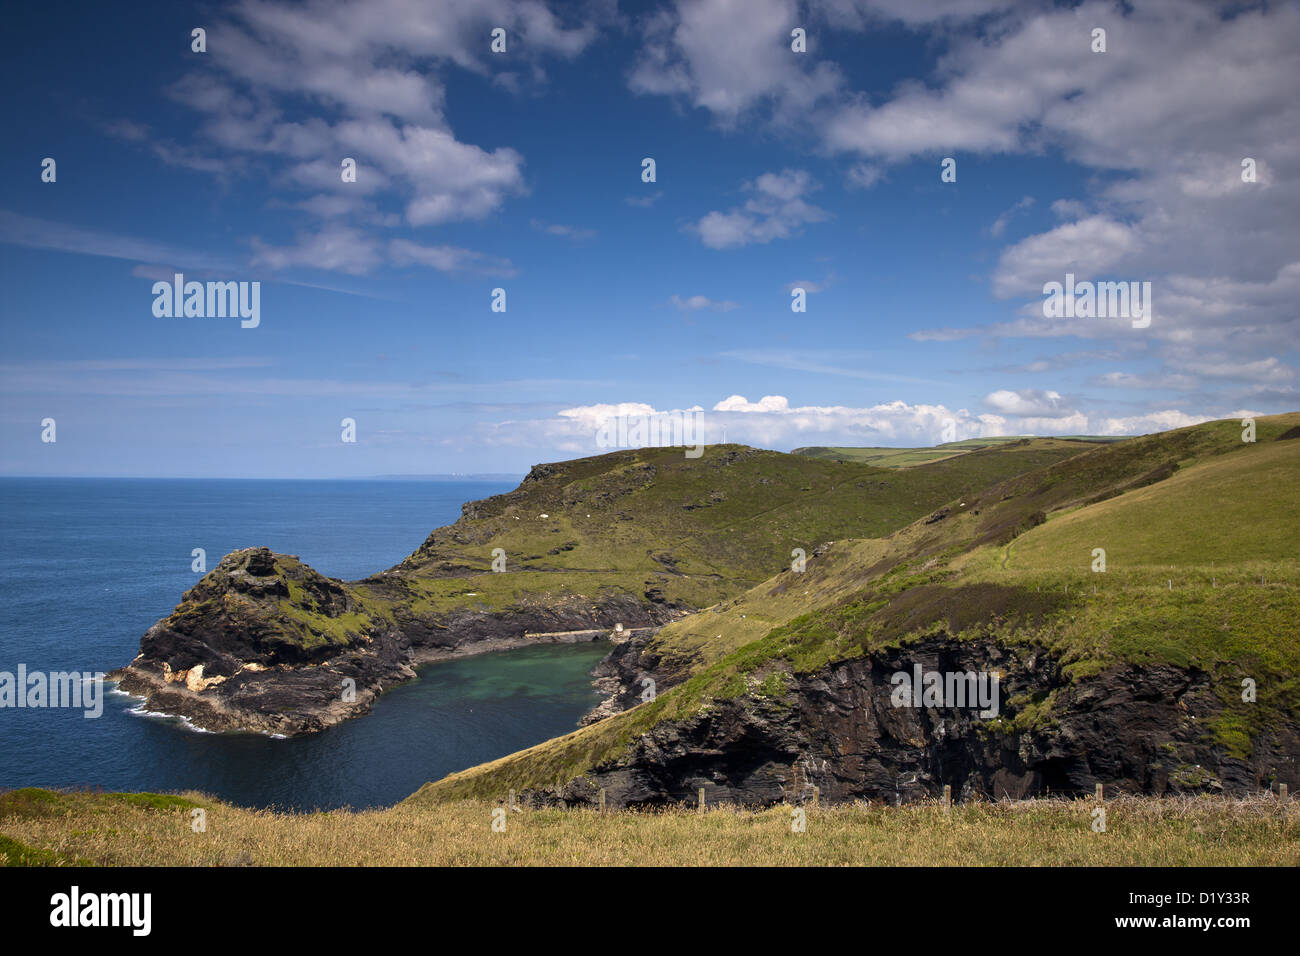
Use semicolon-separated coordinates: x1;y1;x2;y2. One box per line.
114;441;1062;735
408;416;1300;806
512;635;1298;808
110;545;680;735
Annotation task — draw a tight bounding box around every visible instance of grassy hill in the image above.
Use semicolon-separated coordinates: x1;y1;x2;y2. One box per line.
381;438;1097;615
409;414;1300;806
793;436;1123;469
114;435;1098;735
1000;437;1299;570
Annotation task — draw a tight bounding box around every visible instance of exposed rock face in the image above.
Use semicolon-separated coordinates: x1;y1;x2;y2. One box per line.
111;546;684;735
112;548;408;735
528;635;1299;808
581;625;675;725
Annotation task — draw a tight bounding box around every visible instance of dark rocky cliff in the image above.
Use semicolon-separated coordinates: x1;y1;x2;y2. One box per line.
523;634;1298;808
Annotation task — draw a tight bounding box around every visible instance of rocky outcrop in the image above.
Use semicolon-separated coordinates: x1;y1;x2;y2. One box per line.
111;546;686;735
581;625;677;724
521;634;1299;808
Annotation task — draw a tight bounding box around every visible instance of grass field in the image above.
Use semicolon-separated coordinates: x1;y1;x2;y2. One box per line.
2;788;1295;866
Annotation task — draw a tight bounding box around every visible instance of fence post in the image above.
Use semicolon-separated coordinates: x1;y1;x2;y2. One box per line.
1095;783;1103;802
599;788;606;812
698;787;705;814
942;785;951;813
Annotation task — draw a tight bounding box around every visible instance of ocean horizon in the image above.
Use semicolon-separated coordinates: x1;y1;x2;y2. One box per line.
0;476;609;810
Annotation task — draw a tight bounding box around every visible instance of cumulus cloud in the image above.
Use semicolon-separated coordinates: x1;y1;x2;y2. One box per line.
632;0;1300;412
628;0;843;126
691;169;830;248
481;392;1223;455
1050;199;1088;221
162;0;594;274
991;216;1142;298
713;394;790;412
983;388;1070;417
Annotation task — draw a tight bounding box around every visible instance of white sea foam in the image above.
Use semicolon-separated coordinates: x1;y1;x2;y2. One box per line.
124;701;216;734
115;686;288;738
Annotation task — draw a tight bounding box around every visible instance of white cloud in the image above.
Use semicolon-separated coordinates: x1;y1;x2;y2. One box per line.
992;216;1141;298
0;210;238;273
785;279;823;293
247;231;517;278
484;393;1224;454
814;0;1022;28
628;0;842;126
1091;371;1198;392
625;191;664;208
692;169;830;249
388;239;517;277
333;122;525;227
983;388;1069;417
988;196;1034;238
1050;199;1087;221
713;394;790;412
251;225;384;275
530;219;597;240
670;294;739;312
722;348;949;386
159;0;591;273
1088;409;1216;436
845;162;884;190
629;1;1300;415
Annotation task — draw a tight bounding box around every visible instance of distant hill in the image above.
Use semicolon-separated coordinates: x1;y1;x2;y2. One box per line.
793;435;1124;469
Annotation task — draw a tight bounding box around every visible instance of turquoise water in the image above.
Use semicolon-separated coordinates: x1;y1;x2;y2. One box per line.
0;478;608;810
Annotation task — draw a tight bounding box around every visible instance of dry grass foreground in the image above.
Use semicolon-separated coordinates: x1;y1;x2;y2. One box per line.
1;788;1296;866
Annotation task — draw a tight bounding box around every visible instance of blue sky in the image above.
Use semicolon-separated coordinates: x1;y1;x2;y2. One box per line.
2;0;1296;477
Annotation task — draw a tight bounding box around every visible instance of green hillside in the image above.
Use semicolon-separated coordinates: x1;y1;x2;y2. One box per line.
1002;437;1299;570
793;436;1122;469
376;437;1096;615
409;414;1300;804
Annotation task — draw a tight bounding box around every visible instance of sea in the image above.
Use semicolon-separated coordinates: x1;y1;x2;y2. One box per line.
0;478;609;810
